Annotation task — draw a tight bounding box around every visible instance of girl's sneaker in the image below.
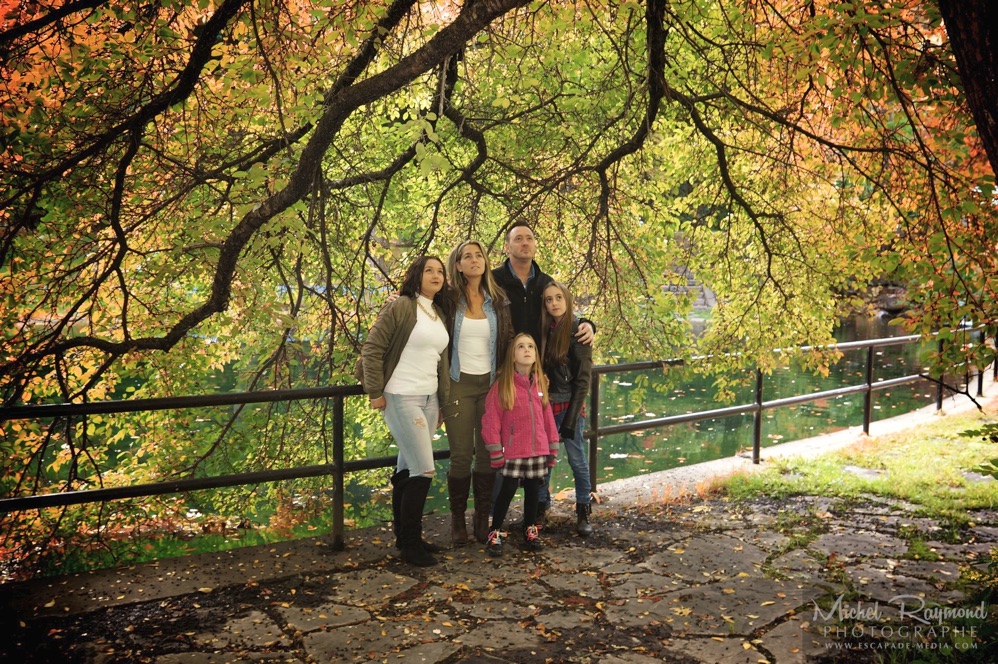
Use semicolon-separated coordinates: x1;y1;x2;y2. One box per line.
486;529;504;557
524;525;543;551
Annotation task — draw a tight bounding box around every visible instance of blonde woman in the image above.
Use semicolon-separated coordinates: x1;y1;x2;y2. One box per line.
444;239;512;545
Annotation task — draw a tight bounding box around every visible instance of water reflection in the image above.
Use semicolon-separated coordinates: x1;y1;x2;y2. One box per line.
572;315;936;493
361;315;939;519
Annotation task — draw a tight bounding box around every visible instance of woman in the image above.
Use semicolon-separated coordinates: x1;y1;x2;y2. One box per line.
361;256;453;566
444;239;512;545
539;281;594;535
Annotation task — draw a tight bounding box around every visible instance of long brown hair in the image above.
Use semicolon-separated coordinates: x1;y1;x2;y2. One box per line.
496;333;549;410
540;281;575;367
399;255;453;322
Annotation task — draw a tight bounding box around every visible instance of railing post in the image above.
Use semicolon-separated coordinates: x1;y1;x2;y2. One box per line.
936;339;944;411
863;345;874;434
588;372;600;492
752;368;763;464
962;325;970;391
331;395;346;551
984;327;988;397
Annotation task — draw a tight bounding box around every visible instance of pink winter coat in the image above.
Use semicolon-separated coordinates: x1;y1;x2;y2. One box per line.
482;372;560;467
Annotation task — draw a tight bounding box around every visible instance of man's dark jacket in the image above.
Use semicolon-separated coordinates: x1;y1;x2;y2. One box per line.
492;259;552;346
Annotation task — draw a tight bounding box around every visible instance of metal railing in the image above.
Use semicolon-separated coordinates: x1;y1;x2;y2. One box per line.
586;335;922;477
584;329;994;484
1;332;993;551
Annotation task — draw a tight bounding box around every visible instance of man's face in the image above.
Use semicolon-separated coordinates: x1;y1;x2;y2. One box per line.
505;226;537;261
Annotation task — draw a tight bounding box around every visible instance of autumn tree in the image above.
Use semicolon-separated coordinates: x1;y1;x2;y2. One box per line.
1;0;995;575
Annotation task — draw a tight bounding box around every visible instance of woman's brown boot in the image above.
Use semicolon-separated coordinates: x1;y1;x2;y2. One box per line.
472;471;497;543
448;474;471;546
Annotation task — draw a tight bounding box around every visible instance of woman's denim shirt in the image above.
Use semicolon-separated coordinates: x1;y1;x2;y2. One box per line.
450;291;499;383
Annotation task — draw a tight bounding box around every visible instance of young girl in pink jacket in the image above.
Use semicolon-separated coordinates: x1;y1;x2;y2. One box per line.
482;333;560;556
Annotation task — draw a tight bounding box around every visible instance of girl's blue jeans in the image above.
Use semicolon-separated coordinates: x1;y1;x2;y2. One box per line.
539;412;592;507
382;392;438;477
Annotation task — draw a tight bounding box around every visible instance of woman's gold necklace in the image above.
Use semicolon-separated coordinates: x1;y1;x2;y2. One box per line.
416;297;438;321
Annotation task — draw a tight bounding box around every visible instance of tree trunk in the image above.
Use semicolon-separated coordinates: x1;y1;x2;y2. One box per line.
937;0;998;175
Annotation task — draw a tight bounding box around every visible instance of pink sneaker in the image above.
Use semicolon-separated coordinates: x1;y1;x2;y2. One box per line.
487;529;504;557
524;525;543;551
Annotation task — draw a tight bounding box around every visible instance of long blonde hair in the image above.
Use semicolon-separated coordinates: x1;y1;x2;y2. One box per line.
447;238;513;361
496;333;549;410
447;239;507;306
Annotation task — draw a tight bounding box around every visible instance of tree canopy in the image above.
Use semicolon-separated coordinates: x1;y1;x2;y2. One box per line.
1;0;996;575
2;0;995;402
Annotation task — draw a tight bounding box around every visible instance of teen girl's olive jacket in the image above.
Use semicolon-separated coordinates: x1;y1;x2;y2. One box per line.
360;296;450;404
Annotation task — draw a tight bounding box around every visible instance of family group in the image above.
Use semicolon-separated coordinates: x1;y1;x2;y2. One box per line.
359;222;596;567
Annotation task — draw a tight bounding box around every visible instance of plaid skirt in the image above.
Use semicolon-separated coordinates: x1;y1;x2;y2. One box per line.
501;455;548;480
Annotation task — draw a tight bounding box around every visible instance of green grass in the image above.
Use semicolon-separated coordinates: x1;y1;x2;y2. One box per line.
722;410;998;525
34;514;340;579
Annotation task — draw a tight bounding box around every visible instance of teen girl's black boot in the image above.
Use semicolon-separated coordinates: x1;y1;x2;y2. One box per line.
576;503;593;536
398;475;437;567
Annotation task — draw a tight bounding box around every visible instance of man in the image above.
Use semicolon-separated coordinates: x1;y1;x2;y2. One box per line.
490;220;596;531
491;221;595;346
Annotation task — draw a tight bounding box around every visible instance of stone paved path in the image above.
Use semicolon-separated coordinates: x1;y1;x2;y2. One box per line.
3;379;997;663
4;491;998;663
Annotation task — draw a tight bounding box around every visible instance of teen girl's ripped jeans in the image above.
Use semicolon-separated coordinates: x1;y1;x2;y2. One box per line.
539;412;592;507
383;392;439;477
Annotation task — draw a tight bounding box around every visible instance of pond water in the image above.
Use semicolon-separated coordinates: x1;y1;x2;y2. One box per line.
2;314;953;573
383;314;939;518
565;315;936;493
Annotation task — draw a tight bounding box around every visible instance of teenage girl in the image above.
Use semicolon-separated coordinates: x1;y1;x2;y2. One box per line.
481;333;560;556
361;256;452;567
539;281;594;535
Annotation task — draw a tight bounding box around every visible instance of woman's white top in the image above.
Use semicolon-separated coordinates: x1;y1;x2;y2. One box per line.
385;296;449;395
457;316;491;376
